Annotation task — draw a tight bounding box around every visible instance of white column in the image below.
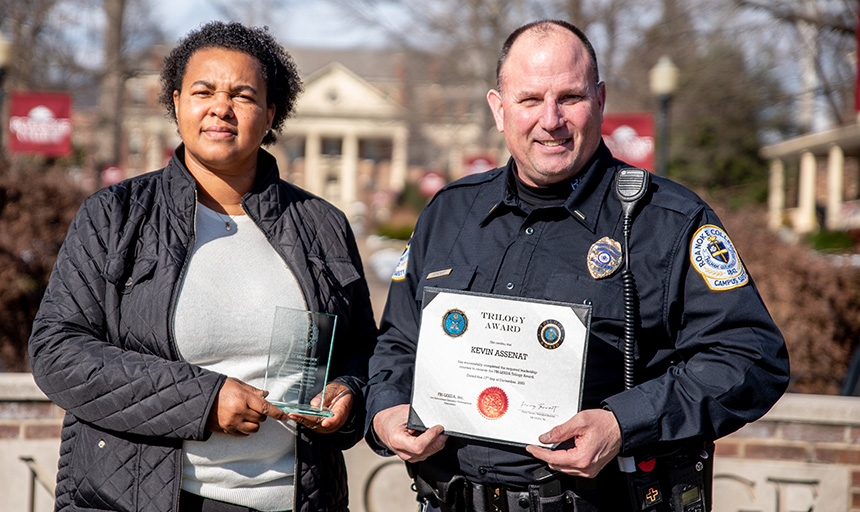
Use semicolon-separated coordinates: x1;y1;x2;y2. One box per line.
305;132;322;196
795;151;818;234
389;127;408;191
340;132;359;216
768;159;785;231
825;144;844;231
448;142;464;181
147;118;164;172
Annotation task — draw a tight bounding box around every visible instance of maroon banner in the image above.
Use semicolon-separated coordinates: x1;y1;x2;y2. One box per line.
8;91;73;157
602;112;655;171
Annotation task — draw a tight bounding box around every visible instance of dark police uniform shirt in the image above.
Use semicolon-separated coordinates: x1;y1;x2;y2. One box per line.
365;142;789;495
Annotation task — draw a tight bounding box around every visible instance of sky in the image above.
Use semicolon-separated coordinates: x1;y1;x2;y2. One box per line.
151;0;393;49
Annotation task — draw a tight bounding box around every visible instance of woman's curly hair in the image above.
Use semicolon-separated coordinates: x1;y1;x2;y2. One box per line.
158;21;302;146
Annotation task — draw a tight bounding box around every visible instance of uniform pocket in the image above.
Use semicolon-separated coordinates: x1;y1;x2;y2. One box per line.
547;273;626;352
546;273;624;320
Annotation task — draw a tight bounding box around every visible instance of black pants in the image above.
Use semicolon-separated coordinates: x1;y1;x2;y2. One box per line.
178;490;288;512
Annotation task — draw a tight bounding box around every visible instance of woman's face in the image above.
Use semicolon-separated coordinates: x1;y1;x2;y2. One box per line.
173;47;275;175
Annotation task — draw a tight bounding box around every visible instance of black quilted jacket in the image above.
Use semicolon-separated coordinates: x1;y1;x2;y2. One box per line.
29;146;378;512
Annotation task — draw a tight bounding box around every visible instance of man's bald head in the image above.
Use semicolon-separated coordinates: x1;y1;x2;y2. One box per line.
495;20;600;93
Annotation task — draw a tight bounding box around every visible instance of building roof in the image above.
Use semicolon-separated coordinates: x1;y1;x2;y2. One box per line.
761;121;860;159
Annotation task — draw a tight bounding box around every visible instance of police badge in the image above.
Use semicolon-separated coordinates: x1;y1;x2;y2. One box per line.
587;236;623;279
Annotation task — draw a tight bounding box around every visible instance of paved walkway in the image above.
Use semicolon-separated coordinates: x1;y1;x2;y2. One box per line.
347;236;416;512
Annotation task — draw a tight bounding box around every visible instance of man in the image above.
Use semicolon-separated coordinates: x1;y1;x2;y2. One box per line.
365;19;789;512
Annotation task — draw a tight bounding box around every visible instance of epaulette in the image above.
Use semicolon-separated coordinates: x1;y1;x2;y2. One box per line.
644;175;707;219
427;168;504;206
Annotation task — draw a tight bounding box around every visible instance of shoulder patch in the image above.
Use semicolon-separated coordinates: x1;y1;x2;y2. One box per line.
391;237;411;281
690;225;748;291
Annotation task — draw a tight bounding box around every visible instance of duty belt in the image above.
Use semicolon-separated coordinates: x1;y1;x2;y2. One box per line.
412;469;599;512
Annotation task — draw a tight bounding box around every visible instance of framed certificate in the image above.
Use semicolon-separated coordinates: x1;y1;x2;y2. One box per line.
408;287;591;447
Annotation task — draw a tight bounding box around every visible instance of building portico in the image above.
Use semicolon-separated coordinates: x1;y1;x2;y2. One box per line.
279;62;408;219
763;121;860;238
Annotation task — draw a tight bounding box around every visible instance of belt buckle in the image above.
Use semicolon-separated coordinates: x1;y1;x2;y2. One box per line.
489;486;508;512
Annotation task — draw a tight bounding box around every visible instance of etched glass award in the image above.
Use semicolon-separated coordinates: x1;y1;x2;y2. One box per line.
265;307;337;418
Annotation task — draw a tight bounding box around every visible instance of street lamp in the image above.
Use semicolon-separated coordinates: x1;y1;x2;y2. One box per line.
649;55;679;177
0;34;11;155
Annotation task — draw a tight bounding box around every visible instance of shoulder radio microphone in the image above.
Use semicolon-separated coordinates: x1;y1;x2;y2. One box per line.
613;168;713;512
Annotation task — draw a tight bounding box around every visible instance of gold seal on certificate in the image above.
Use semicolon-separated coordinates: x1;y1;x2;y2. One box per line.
264;307;337;418
408;288;591;447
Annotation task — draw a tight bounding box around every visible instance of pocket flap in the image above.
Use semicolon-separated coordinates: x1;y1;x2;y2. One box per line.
309;256;360;289
103;256;157;289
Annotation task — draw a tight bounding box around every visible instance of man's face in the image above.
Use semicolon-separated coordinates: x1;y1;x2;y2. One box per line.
487;28;605;187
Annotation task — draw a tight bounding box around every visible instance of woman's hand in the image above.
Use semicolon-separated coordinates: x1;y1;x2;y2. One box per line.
287;382;354;434
206;377;289;436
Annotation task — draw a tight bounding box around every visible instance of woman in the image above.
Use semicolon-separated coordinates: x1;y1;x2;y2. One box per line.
29;21;377;512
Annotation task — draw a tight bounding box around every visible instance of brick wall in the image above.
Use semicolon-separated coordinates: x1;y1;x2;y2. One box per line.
0;373;63;512
714;393;860;511
2;373;859;512
0;373;63;438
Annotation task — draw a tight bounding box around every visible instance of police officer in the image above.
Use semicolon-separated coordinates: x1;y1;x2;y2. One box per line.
364;19;789;512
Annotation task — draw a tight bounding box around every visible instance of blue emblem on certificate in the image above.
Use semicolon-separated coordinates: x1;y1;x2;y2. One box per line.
690;225;748;291
537;319;565;349
443;309;468;337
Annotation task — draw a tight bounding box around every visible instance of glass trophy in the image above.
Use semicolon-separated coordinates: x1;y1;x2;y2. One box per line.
264;307;337;418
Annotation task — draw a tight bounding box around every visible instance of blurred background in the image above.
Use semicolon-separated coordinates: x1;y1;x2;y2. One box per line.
0;1;859;510
1;0;857;393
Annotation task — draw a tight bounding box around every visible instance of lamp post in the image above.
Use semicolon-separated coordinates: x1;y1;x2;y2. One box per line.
0;34;11;155
649;55;679;177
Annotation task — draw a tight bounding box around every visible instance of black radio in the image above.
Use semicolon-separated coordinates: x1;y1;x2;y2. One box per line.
618;442;713;512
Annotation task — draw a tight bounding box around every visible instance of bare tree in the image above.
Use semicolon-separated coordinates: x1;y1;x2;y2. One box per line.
88;0;165;171
209;0;291;27
0;0;64;90
734;0;858;129
97;0;126;168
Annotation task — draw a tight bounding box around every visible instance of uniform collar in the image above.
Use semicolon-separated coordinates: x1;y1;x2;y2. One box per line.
481;141;619;233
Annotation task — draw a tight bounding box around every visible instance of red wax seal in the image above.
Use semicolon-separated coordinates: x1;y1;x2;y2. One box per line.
477;386;509;420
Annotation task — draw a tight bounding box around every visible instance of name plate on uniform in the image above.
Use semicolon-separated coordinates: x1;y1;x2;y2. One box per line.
408;287;591;447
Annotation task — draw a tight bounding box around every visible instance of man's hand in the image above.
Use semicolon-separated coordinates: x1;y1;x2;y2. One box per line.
206;377;288;436
288;382;354;434
372;403;448;463
526;409;622;478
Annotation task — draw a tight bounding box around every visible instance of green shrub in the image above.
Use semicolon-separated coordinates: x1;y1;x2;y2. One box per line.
376;223;415;241
806;230;857;253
